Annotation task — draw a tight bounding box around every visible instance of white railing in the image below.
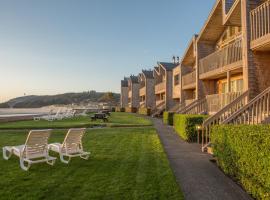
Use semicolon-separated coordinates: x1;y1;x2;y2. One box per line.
250;0;270;41
182;71;196;87
199;37;242;75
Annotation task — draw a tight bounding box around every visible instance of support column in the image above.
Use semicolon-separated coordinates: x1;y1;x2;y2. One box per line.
227;71;231;92
241;0;260;100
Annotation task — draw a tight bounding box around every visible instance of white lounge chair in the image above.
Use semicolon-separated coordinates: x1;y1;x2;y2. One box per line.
3;129;56;171
48;128;90;164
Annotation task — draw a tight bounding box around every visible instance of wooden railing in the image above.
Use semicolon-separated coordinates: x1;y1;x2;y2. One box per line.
139;87;146;96
250;0;270;41
179;98;208;115
199;37;242;75
201;90;249;151
223;86;270;125
152;101;166;117
155;82;165;93
182;71;196;87
185;99;195;106
206;92;243;114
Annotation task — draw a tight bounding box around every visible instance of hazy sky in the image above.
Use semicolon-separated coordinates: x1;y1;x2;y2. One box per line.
0;0;215;102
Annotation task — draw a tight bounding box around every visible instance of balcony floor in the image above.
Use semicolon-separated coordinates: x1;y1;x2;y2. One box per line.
251;34;270;51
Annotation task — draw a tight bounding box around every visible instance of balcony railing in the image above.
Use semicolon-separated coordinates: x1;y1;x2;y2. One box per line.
182;71;196;88
199;38;242;76
250;0;270;42
206;92;243;114
185;99;195;106
139;87;146;97
128;91;132;98
155;82;165;93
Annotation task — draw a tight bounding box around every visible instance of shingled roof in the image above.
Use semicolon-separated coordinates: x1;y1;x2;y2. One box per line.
142;70;154;79
129;75;139;84
158;62;178;71
121;77;129;87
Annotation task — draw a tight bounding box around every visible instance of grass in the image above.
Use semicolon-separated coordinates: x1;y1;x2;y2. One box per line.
0;112;152;130
0;127;183;200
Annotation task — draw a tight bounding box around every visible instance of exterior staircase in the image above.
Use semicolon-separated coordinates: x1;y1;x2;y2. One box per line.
201;90;249;151
201;86;270;152
151;101;166;117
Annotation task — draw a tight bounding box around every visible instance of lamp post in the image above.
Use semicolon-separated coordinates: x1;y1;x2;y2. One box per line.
196;125;202;144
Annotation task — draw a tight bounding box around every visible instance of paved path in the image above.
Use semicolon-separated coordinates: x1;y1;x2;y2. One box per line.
152;118;252;200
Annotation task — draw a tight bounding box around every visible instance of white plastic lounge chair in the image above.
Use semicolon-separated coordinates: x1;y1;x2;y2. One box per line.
3;129;56;171
48;128;90;164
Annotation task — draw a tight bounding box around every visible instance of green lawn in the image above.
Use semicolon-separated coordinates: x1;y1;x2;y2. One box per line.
0;112;152;130
0;127;183;200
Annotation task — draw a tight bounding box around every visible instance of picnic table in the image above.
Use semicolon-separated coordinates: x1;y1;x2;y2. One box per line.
100;110;111;116
91;113;109;122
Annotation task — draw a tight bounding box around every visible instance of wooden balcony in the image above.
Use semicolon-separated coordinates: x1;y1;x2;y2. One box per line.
250;0;270;51
199;38;242;79
206;92;242;114
128;90;132;98
182;71;196;90
155;82;165;94
139;87;146;97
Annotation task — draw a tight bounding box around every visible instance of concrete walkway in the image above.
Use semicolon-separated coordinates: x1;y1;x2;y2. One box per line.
152;118;252;200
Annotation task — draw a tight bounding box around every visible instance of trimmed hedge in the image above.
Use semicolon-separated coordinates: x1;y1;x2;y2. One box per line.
115;107;125;112
173;114;208;142
125;107;137;113
163;112;174;125
212;125;270;200
138;108;151;116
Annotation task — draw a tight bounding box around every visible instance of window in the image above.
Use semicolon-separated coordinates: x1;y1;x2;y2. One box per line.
174;74;179;85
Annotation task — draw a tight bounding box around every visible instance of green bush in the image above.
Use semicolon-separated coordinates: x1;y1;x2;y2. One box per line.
125;107;137;113
173;114;208;142
116;107;124;112
138;108;151;116
212;125;270;200
111;107;116;112
163;112;174;125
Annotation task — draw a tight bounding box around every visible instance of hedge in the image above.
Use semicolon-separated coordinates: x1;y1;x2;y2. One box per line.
115;107;125;112
163;112;174;125
125;107;137;113
173;114;208;142
212;125;270;200
138;108;151;116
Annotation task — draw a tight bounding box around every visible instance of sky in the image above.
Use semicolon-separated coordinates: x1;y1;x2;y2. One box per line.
0;0;215;102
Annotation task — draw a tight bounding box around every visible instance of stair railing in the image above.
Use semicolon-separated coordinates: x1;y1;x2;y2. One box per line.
201;90;249;151
223;86;270;125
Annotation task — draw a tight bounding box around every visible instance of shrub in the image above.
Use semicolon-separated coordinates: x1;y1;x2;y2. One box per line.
173;114;208;142
115;107;125;112
111;107;116;112
138;108;151;116
211;125;270;200
163;112;174;125
125;107;137;113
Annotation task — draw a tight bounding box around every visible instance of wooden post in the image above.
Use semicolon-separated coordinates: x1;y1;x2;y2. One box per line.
227;71;231;92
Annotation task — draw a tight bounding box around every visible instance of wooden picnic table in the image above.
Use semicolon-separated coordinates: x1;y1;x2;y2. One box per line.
91;113;109;122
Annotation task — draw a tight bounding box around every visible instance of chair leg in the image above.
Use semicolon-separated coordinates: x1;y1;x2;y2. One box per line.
2;147;12;160
60;154;71;164
80;153;90;160
20;158;31;171
46;158;56;166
